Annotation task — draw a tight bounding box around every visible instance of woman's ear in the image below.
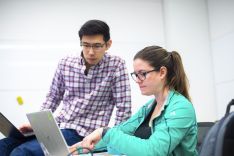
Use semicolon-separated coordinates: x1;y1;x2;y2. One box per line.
159;66;167;79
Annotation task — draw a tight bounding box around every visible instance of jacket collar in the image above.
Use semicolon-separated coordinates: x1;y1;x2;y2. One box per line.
145;90;176;115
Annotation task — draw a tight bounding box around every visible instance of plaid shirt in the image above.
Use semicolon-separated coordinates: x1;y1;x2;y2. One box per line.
41;53;131;136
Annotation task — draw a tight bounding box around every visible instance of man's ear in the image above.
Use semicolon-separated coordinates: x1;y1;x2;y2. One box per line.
159;66;167;79
106;39;112;50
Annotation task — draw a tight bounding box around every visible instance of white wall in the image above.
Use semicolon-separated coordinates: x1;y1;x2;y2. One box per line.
163;0;217;121
207;0;234;118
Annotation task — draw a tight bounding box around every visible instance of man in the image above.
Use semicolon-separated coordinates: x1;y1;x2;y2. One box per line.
0;19;131;155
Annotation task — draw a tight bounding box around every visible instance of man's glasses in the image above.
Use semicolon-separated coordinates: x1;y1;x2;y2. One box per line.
80;42;106;51
131;69;157;81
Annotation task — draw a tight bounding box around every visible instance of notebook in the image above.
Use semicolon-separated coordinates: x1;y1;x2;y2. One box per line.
0;112;34;140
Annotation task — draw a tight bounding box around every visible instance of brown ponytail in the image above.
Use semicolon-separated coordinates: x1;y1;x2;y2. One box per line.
168;51;191;101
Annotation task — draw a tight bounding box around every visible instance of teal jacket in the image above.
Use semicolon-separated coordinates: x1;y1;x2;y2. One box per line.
95;90;198;156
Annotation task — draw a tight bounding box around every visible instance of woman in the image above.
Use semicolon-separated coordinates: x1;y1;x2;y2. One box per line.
70;46;198;156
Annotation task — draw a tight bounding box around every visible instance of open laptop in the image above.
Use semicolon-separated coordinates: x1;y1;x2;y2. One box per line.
0;112;34;140
26;110;72;156
27;110;113;156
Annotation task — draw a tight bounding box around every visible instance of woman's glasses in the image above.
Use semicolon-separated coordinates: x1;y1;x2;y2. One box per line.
131;69;157;81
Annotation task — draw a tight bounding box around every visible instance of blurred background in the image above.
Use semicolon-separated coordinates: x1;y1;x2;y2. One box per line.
0;0;234;139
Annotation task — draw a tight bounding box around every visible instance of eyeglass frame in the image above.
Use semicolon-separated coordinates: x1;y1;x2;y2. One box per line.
131;69;158;81
80;42;106;51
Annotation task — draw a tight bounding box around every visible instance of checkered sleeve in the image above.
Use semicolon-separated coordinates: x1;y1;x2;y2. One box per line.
40;59;66;112
112;59;132;125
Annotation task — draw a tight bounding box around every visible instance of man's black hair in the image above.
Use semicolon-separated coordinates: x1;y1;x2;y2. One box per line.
79;19;110;42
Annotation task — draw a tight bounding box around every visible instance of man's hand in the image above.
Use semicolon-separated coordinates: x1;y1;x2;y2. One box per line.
19;123;33;133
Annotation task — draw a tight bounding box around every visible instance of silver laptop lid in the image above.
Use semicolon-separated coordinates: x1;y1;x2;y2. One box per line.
0;112;34;140
27;110;69;156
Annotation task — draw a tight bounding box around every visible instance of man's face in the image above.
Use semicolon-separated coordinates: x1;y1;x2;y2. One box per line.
81;35;112;67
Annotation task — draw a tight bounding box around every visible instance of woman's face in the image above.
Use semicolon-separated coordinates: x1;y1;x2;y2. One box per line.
132;58;166;96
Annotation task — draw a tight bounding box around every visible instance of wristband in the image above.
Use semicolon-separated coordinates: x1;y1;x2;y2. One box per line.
102;127;110;138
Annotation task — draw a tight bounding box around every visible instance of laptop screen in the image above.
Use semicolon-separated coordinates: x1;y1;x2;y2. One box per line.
0;112;33;140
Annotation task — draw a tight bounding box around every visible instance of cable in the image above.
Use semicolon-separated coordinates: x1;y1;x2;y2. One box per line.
67;147;93;156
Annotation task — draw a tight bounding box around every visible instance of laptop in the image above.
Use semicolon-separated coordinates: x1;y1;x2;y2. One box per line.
27;110;113;156
26;110;72;156
0;112;34;140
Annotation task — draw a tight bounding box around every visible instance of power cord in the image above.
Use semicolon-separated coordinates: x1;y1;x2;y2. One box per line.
67;147;93;156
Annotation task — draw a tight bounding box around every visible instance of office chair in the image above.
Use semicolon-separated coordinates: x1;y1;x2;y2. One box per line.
197;122;215;151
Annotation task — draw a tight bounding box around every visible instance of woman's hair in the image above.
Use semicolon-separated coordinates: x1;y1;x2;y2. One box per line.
134;46;191;101
78;19;110;42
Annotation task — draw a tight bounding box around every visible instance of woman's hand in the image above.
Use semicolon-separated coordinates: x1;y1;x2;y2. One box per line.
81;127;103;150
69;142;82;155
69;128;103;155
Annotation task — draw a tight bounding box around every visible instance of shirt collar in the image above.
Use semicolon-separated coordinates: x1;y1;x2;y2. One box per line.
79;51;107;68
